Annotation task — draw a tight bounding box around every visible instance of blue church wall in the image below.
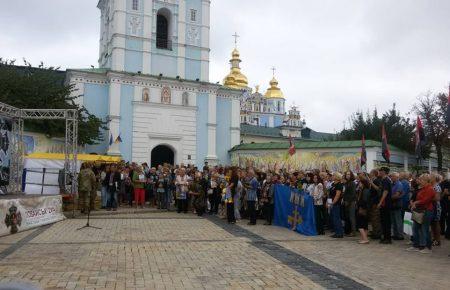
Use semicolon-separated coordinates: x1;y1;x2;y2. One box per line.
151;54;177;77
196;93;209;167
259;115;269;127
83;83;109;155
274;115;284;127
125;50;143;73
216;98;231;165
119;84;134;161
185;59;201;81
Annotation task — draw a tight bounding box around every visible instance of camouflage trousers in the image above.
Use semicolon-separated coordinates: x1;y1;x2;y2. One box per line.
78;190;96;213
369;205;381;237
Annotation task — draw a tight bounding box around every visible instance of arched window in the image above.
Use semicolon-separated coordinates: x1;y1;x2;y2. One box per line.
161;87;171;104
182;92;189;106
156;9;171;49
132;0;139;10
142;88;149;102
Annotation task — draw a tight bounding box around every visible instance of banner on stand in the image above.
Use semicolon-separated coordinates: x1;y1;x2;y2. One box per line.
0;195;65;236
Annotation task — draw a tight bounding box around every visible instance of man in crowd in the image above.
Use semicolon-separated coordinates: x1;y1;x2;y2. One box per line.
390;172;404;240
378;167;392;244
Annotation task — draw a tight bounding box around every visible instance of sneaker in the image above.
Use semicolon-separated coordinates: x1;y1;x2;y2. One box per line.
406;241;413;245
419;248;432;254
406;247;420;252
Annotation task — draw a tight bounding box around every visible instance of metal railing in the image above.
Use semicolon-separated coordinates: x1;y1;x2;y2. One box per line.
156;37;172;50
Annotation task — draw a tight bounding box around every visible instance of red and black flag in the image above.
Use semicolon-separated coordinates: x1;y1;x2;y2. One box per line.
288;135;296;156
415;116;426;159
361;134;367;167
381;124;390;164
446;84;450;126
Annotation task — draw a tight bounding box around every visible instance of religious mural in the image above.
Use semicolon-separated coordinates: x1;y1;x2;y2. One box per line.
232;151;362;173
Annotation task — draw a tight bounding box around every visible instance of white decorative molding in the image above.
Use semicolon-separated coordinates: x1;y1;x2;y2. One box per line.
148;133;182;141
133;101;198;111
128;16;142;36
186;25;200;46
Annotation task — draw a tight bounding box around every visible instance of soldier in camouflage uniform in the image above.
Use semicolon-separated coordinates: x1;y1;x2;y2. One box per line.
78;162;97;214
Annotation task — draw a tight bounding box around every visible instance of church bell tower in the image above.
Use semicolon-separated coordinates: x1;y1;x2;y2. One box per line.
97;0;210;81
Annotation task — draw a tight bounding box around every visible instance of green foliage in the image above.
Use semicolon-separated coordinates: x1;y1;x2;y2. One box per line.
413;92;449;171
0;58;107;145
337;104;416;154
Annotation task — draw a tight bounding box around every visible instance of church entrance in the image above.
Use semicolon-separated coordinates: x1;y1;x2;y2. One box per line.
151;145;174;168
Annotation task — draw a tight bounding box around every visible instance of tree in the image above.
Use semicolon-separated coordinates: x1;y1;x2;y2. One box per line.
338;104;415;153
0;59;106;145
413;92;449;172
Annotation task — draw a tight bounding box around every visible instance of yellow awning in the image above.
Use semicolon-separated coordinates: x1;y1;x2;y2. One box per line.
25;152;122;163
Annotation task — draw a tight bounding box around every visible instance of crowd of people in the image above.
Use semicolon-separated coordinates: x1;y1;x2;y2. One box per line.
77;161;450;254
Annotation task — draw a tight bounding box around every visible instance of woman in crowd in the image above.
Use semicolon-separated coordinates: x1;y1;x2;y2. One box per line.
175;168;189;213
208;172;221;214
343;170;357;236
328;172;344;238
132;166;146;208
356;175;371;244
227;168;239;224
408;174;435;253
189;172;207;216
431;174;442;246
311;174;325;235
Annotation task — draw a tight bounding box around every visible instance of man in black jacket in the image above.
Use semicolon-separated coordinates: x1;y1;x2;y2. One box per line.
106;164;121;211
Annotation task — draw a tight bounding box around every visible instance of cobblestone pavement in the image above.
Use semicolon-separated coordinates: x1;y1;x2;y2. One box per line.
0;209;448;290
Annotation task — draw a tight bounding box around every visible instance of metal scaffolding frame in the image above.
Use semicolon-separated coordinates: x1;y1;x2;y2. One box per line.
0;101;78;194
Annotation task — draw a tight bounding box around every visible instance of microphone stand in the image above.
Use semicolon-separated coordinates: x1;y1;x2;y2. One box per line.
77;195;102;230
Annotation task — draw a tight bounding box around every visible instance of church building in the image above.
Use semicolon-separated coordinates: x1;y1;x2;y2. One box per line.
67;0;242;167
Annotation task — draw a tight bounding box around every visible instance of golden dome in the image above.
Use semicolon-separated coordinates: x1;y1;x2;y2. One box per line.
264;77;285;99
223;48;249;89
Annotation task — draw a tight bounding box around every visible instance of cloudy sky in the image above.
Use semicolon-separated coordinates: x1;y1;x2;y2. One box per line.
1;0;450;133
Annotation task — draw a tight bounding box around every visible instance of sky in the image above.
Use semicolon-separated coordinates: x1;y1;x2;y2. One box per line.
1;0;450;133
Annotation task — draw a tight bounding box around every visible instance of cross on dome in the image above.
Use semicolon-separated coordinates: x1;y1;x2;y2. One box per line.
232;32;240;48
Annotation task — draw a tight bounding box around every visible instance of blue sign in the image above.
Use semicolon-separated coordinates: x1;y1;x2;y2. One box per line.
274;184;317;236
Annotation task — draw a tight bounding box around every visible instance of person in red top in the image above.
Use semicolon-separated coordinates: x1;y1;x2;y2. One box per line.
411;174;435;253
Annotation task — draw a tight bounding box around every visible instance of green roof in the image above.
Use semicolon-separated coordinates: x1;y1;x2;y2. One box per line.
231;139;403;152
240;124;334;141
241;124;282;137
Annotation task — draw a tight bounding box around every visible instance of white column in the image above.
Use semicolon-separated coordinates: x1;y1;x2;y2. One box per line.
142;0;153;74
177;0;186;79
110;1;126;71
404;154;409;172
230;98;241;147
200;0;210;81
206;92;218;164
107;80;122;155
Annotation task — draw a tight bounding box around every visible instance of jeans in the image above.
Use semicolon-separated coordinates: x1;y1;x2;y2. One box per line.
264;203;274;224
380;208;392;241
177;199;187;213
417;210;433;248
331;205;343;236
247;200;256;224
101;186;108;208
314;205;325;234
107;189;117;209
391;208;403;238
157;190;167;209
227;202;236;223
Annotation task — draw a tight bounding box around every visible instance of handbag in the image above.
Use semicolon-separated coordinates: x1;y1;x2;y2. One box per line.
411;210;424;224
